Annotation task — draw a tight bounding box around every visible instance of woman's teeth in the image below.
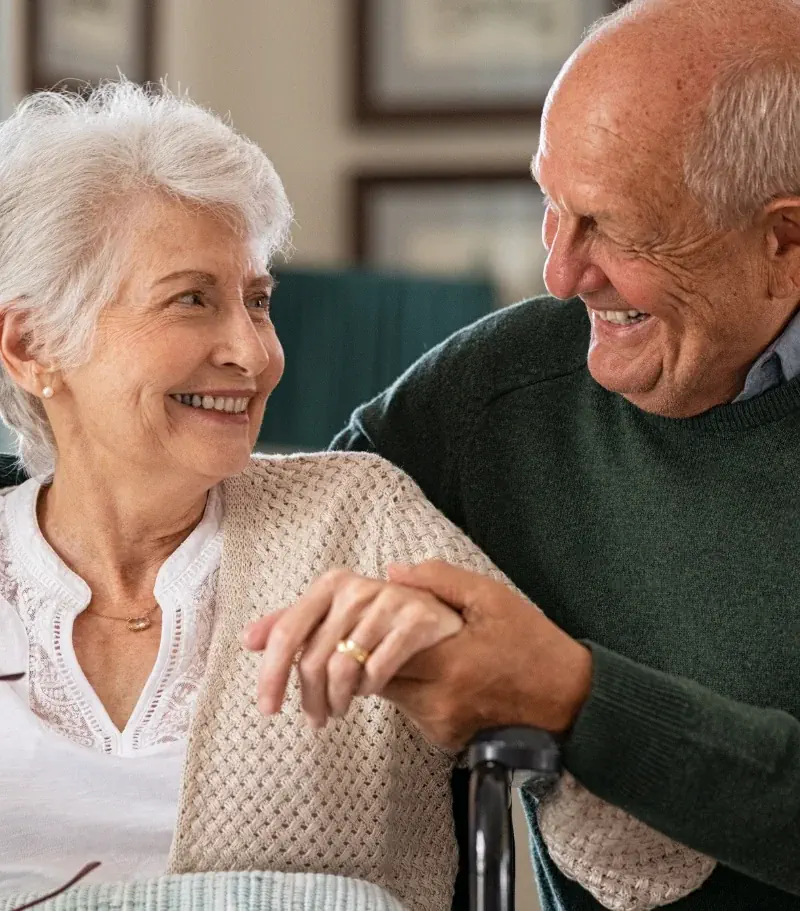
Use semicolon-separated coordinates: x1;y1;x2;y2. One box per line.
170;394;250;414
595;309;649;326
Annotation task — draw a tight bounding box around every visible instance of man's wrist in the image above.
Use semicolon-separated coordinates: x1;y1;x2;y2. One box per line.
552;641;593;734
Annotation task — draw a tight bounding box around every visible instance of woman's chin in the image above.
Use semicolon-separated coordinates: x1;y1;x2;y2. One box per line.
176;443;256;484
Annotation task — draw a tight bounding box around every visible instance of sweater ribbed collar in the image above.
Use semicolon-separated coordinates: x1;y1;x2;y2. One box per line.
616;370;800;433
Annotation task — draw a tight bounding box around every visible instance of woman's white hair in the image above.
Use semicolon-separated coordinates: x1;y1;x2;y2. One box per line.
587;0;800;229
0;80;293;477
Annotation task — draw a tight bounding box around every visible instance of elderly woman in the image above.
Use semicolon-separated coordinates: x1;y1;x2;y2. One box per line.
0;84;713;911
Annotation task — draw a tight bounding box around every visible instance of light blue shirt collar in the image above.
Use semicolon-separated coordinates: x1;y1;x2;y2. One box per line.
735;307;800;402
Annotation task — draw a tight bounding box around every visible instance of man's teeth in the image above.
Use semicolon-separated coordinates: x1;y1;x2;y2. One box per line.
596;309;648;325
169;394;250;414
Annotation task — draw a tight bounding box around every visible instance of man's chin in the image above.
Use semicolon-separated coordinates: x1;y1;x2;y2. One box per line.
588;362;693;417
586;351;661;400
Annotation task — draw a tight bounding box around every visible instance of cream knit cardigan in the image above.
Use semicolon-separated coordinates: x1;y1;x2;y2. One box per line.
166;454;714;911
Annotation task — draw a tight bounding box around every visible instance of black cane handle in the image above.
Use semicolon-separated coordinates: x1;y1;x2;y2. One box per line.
466;727;562;911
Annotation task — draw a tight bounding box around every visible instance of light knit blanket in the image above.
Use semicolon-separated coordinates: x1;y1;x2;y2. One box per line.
1;871;407;911
161;454;713;911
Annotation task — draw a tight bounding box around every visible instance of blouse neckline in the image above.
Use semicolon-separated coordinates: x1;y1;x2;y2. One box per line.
0;480;224;756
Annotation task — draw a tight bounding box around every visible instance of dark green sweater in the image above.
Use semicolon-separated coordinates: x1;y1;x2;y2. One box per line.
331;296;800;910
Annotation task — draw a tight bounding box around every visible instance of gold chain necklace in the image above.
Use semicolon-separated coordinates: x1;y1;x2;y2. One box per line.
87;603;160;633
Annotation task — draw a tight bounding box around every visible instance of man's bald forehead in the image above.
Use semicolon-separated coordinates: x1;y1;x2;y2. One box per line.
593;0;800;65
547;0;800;154
604;0;800;27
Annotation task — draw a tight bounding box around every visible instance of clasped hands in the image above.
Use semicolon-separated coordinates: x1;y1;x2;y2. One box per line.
242;562;593;750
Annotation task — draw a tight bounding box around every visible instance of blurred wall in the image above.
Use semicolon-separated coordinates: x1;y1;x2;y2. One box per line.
0;0;23;118
157;0;539;265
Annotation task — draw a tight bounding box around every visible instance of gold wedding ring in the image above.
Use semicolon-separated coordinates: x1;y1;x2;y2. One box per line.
336;638;370;667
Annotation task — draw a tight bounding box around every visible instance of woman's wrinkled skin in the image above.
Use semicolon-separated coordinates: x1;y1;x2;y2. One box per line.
2;198;283;730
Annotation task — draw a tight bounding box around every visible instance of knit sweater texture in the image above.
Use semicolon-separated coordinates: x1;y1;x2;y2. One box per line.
167;455;467;911
163;454;709;911
331;297;800;910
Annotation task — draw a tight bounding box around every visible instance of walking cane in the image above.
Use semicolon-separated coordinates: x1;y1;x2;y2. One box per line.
466;727;561;911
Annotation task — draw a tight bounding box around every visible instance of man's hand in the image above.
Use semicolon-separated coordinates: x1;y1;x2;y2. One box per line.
242;568;464;728
382;560;593;751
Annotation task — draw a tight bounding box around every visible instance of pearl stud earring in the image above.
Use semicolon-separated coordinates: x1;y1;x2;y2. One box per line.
42;386;54;399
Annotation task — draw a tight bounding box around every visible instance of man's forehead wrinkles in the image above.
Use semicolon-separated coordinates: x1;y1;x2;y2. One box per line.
563;102;677;159
537;110;673;223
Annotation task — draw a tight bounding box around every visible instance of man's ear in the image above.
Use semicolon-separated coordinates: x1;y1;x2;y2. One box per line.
0;309;52;397
763;198;800;300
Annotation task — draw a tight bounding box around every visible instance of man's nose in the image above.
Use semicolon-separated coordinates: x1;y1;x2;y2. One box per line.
543;229;607;301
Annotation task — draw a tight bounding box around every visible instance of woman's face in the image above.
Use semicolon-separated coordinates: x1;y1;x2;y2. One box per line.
54;199;284;485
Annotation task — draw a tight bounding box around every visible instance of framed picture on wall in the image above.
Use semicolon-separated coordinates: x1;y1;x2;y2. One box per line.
354;0;624;123
28;0;154;91
353;170;546;306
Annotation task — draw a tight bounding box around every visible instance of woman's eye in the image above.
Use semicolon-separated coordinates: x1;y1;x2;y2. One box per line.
175;291;205;307
248;294;272;316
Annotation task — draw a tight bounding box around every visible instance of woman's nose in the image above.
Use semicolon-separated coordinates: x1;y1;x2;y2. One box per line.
215;309;271;376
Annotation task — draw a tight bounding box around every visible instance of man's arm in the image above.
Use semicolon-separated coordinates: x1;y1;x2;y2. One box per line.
386;562;800;897
332;302;800;896
333;395;800;898
560;642;800;895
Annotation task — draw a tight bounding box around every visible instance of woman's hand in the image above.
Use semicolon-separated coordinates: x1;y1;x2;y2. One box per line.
241;568;464;728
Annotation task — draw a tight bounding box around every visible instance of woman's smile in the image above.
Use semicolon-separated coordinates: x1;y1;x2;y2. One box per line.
167;390;254;425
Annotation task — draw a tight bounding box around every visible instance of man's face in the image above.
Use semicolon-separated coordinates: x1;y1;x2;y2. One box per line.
533;95;792;418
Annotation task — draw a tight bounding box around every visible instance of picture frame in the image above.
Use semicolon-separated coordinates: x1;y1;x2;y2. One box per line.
354;0;624;124
28;0;155;92
353;169;546;306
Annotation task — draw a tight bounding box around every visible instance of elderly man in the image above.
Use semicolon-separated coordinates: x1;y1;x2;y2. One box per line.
330;0;800;908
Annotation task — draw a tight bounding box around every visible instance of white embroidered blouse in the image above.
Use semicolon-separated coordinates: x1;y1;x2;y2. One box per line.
0;479;222;896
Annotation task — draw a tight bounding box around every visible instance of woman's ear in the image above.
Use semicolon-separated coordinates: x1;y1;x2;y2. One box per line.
764;198;800;300
0;309;54;398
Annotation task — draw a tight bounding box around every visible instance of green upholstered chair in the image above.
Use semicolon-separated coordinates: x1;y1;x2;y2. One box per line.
258;267;494;451
0;450;21;488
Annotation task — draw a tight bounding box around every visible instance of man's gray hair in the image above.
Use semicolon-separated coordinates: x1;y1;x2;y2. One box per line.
683;52;800;229
587;1;800;229
0;80;293;477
